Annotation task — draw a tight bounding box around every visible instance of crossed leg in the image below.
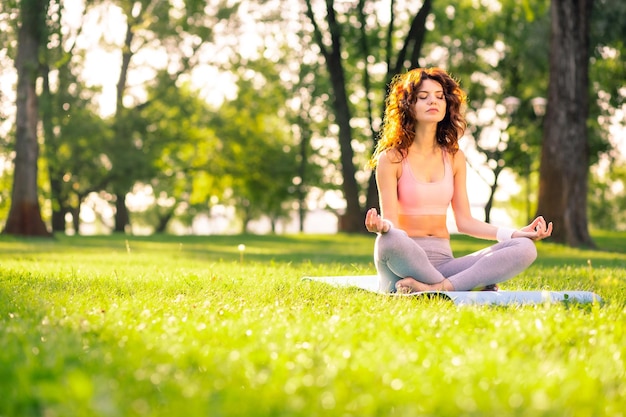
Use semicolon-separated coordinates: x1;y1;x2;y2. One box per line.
375;228;537;293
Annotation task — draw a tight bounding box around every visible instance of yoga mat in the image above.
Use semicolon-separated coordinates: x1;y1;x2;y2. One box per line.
302;275;602;306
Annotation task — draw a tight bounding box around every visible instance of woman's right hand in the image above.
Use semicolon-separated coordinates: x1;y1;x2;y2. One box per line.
365;208;391;234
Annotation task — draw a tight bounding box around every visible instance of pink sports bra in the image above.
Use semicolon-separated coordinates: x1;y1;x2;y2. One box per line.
397;152;454;216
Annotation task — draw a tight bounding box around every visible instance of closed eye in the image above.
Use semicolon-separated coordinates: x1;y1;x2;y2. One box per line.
418;92;445;100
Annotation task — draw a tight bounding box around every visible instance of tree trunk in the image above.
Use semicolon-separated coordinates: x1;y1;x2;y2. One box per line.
536;0;594;247
322;1;363;233
71;206;80;234
40;62;68;233
114;193;129;233
4;0;51;237
483;160;505;224
110;20;135;233
155;209;174;233
304;0;368;232
297;118;310;233
328;66;363;233
50;178;67;232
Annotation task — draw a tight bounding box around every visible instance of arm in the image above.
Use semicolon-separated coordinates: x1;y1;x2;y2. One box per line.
450;150;500;239
451;150;553;241
376;150;400;226
365;150;400;234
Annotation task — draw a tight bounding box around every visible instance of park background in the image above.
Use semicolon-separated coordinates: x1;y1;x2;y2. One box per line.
0;0;624;246
1;2;626;416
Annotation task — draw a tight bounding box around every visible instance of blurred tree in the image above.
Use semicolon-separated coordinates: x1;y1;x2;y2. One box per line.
133;71;221;233
288;76;327;232
107;0;241;233
589;0;626;113
3;0;51;236
588;162;626;231
0;84;12;226
39;0;114;233
537;0;595;247
587;0;626;179
585;0;626;231
213;63;301;233
214;2;327;232
0;170;11;227
2;0;623;238
42;101;112;234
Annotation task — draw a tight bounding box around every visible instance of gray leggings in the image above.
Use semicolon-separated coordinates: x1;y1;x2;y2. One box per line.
374;228;538;292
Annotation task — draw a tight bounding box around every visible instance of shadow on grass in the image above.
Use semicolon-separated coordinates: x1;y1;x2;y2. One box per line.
452;233;626;269
1;231;625;268
0;232;377;266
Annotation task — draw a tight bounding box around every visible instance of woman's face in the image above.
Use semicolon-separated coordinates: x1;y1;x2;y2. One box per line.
413;79;447;125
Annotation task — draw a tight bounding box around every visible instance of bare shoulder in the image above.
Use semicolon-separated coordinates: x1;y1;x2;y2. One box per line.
378;148;403;165
376;148;403;179
451;149;467;173
452;149;467;163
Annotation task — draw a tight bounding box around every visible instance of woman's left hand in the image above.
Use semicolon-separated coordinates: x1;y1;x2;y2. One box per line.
515;216;553;241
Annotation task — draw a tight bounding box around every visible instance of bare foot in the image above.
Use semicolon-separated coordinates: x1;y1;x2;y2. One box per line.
395;277;448;294
395;278;420;294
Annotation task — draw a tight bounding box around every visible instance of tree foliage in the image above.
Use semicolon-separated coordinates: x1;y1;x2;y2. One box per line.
588;162;626;231
133;71;221;233
0;0;624;239
212;61;301;233
39;0;113;233
103;0;241;232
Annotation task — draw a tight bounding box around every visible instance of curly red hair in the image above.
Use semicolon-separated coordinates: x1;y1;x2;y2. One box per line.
369;67;467;167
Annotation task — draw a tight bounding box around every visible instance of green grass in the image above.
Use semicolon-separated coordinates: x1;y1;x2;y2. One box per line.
1;231;625;417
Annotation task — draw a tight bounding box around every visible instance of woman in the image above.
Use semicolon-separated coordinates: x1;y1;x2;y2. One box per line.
365;67;553;293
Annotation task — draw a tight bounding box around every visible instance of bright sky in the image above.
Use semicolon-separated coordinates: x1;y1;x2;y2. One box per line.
66;0;244;115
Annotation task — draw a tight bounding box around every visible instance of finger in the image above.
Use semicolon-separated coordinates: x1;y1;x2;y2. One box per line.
367;210;381;231
365;210;375;230
529;217;541;229
535;218;546;232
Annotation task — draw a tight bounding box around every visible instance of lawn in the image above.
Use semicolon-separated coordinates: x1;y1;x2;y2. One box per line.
1;231;625;417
